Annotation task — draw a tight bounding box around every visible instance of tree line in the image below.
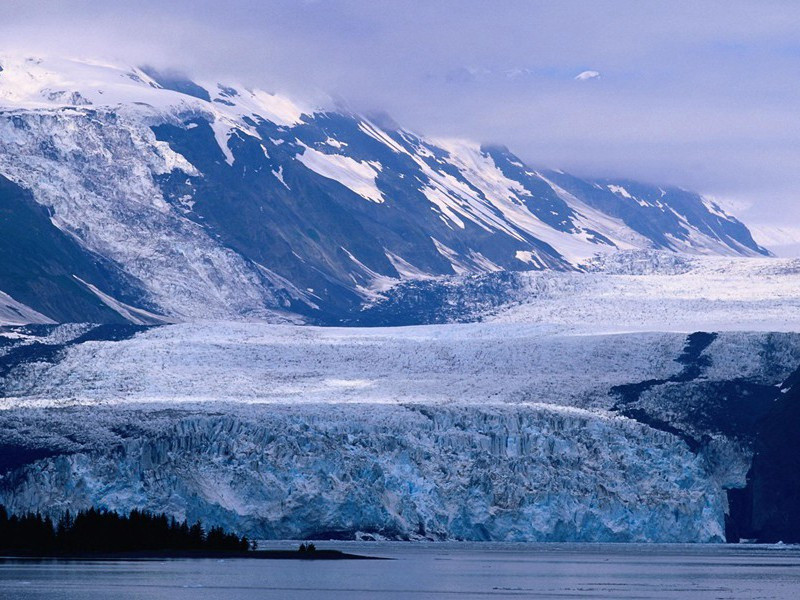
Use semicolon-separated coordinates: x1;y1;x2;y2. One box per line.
0;505;253;554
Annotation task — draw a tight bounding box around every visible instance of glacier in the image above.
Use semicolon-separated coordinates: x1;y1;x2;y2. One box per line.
1;321;798;541
356;251;800;329
0;108;305;322
0;403;725;542
0;55;797;544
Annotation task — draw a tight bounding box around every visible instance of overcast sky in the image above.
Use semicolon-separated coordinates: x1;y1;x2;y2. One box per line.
3;0;800;233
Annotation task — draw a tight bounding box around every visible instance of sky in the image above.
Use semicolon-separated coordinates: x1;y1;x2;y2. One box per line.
2;0;800;244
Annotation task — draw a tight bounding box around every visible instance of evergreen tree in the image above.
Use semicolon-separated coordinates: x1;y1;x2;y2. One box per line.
0;504;252;555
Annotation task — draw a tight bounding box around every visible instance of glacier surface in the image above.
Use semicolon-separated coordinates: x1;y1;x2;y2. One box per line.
0;55;796;543
0;403;725;542
1;322;797;542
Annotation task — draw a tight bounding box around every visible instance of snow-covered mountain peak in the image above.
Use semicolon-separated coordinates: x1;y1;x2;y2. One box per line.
0;55;165;109
0;53;773;325
0;54;316;136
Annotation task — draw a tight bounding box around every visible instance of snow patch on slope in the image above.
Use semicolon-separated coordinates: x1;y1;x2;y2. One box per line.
298;145;385;203
73;276;173;325
539;174;648;254
0;290;55;325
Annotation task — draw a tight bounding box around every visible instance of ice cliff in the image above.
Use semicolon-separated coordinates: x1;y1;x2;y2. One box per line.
1;323;797;542
0;404;724;542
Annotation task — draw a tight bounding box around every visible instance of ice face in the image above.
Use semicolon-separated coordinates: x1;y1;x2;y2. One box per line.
2;323;796;542
0;403;725;542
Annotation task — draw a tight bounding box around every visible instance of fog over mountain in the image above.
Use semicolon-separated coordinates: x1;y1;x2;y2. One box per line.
3;0;800;242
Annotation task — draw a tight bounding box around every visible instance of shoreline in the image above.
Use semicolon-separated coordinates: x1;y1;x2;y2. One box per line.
0;549;388;561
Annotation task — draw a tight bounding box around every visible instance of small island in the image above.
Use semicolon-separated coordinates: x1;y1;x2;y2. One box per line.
0;505;380;560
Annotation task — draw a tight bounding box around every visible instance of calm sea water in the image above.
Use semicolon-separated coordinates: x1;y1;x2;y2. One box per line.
1;542;799;599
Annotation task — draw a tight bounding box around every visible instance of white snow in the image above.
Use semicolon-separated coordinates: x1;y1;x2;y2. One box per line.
340;247;397;294
431;238;471;274
272;165;290;189
0;290;55;325
73;276;173;325
358;120;407;154
539;174;648;254
209;117;237;165
701;196;734;220
515;250;539;265
324;137;347;149
241;88;309;126
0;54;315;165
607;184;635;200
489;252;800;334
297;145;385;203
385;252;435;280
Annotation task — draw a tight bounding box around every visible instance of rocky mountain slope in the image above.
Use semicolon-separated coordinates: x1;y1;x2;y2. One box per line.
0;55;768;325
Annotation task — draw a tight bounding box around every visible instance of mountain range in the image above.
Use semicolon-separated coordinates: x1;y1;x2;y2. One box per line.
2;54;799;544
0;55;769;326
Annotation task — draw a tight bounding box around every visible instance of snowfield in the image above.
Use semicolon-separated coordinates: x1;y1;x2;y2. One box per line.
0;323;687;407
2;320;796;409
485;254;800;333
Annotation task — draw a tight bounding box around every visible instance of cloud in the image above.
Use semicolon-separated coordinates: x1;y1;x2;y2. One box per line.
2;0;800;225
575;71;601;81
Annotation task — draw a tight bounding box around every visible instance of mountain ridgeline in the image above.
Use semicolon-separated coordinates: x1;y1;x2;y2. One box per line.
0;56;768;326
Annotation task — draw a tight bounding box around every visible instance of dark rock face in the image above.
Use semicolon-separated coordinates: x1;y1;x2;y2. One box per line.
0;175;151;323
727;368;800;542
138;67;212;102
541;172;768;256
613;344;800;544
610;332;781;451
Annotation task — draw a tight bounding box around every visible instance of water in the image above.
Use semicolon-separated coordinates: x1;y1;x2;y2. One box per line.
1;542;799;599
